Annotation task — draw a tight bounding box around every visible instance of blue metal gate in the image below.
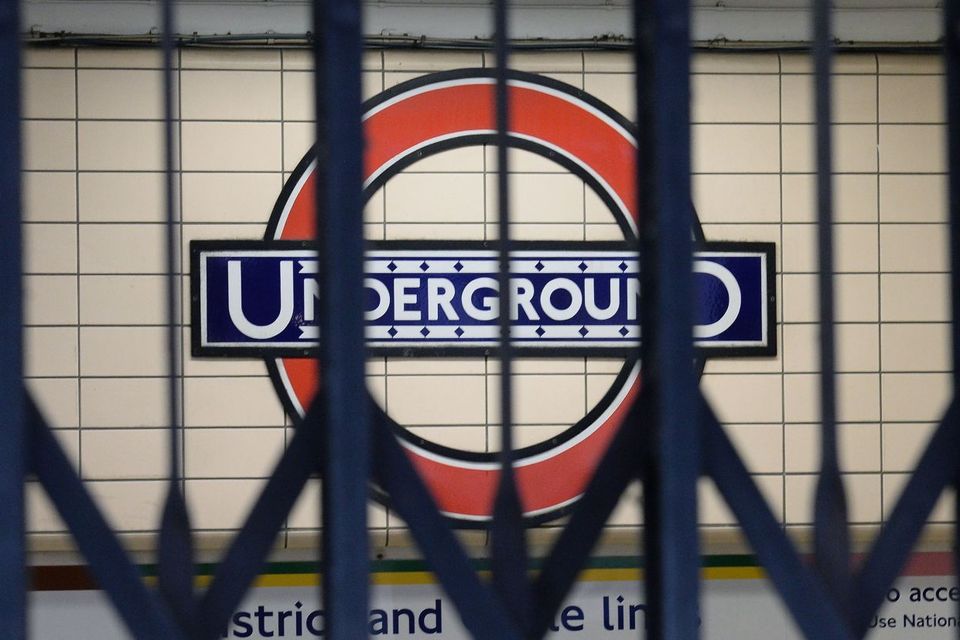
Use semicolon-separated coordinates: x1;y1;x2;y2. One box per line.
2;0;959;638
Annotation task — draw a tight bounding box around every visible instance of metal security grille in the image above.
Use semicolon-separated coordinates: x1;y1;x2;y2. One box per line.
2;0;959;639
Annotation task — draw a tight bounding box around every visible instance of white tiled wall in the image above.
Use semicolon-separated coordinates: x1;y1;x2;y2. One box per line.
20;46;953;552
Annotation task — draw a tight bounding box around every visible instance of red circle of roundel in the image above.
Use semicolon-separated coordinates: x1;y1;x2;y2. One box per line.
267;69;642;523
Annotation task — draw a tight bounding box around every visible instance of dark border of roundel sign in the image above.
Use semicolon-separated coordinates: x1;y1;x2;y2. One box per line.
212;67;779;525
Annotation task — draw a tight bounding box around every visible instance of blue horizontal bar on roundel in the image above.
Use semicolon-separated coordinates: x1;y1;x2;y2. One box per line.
190;240;776;358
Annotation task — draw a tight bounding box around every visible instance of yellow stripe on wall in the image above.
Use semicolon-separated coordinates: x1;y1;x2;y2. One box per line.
234;566;766;589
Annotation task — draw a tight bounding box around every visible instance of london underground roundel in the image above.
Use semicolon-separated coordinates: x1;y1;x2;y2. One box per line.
190;69;776;524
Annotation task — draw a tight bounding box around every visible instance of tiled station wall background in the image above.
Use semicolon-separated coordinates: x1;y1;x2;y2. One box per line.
20;47;952;551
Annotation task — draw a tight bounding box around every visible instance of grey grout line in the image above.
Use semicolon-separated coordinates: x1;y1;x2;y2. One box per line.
278;46;289;548
23;167;954;176
177;47;188;502
778;51;787;528
22;116;955;126
74;47;83;480
875;53;886;520
21;219;959;227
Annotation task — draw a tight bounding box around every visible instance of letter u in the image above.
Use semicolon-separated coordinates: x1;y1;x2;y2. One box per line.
227;260;295;339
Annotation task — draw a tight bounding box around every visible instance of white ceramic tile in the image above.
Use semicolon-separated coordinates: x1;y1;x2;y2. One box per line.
782;274;879;323
385;173;484;223
186;478;268;529
881;422;937;472
782;174;878;223
24;275;77;326
79;275;167;325
785;474;881;524
181;70;281;120
701;374;782;423
692;75;779;123
182;122;281;171
882;474;954;523
879;75;945;123
78;121;166;171
23;223;77;275
693;52;779;74
725;424;783;473
484;173;585;224
487;374;586;425
78;48;165;69
281;121;314;171
383;50;482;71
87;480;166;531
877;54;943;75
879;224;948;272
880;274;950;322
181;172;282;223
784;423;881;473
881;323;950;372
24;327;77;377
79;326;165;376
78;69;168;119
79;173;166;222
80;378;167;428
881;373;951;422
583;52;633;73
82;429;167;479
781;223;878;273
181;49;280;70
27;378;79;428
582;73;635;121
79;224;167;274
386;375;487;426
692;174;780;224
183;377;285;427
880;175;946;223
783;373;880;422
782;323;879;373
24;48;75;68
782;124;878;173
693;125;780;173
504;51;583;72
23;68;75;119
879;125;946;173
780;75;877;123
184;428;285;478
282;50;382;72
23;121;75;170
386;358;485;375
23;172;77;222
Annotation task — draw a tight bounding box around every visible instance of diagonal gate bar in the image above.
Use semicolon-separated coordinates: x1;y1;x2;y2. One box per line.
701;393;851;640
26;393;185;640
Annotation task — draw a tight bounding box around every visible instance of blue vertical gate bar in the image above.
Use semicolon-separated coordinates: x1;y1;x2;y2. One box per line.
490;0;530;631
634;0;700;636
944;0;960;614
312;0;371;636
811;0;852;617
811;0;853;615
156;0;197;633
0;0;25;636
